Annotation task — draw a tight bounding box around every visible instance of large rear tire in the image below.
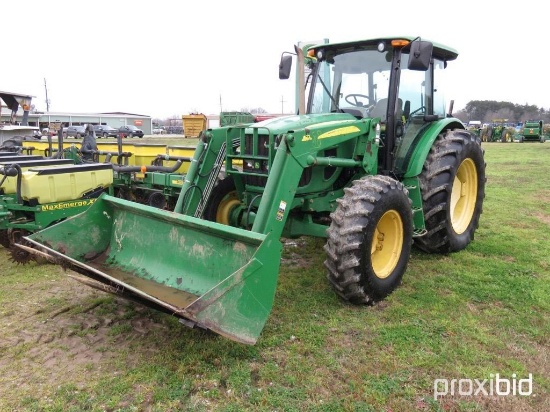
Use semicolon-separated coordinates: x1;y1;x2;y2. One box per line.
324;175;413;304
415;129;485;253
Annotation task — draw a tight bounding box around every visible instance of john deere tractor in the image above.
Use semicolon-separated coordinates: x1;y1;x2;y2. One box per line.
26;36;486;345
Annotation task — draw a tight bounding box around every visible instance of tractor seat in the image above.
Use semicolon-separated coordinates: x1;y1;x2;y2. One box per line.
369;98;403;122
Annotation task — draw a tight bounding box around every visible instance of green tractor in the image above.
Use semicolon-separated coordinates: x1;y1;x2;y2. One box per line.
26;36;486;345
480;120;513;142
520;120;545;143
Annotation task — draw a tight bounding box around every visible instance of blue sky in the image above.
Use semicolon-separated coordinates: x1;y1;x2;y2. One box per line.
3;1;548;119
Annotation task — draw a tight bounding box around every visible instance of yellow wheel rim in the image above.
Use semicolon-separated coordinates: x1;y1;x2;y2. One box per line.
450;158;478;234
215;191;240;225
370;210;403;279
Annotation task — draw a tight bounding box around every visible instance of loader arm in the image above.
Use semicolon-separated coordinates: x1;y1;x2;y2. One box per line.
179;114;377;239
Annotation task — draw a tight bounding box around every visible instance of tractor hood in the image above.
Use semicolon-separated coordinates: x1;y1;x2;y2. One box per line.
248;113;362;135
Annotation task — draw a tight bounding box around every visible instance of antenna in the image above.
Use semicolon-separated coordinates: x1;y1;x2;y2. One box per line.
44;78;50;112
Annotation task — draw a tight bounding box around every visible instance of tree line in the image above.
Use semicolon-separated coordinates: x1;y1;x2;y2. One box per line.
454;100;549;124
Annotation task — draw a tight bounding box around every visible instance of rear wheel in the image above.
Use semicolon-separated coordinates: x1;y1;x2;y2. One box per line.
324;175;413;304
415;129;486;253
203;176;241;225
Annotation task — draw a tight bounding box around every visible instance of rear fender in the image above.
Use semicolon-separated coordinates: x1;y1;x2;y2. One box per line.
397;118;464;178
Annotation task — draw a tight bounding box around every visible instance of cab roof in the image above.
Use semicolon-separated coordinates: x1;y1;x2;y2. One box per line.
309;36;459;62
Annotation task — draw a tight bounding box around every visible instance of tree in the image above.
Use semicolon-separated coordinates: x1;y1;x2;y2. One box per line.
241;107;268;114
455;100;549;124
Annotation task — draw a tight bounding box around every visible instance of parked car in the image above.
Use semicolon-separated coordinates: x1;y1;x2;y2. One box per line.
63;125;87;138
93;124;119;138
165;126;184;134
152;126;166;134
118;125;144;138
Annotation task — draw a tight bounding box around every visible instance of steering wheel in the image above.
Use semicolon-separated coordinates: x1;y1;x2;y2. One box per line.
345;94;372;107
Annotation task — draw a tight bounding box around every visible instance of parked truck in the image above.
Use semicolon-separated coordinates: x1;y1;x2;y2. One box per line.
25;36;485;345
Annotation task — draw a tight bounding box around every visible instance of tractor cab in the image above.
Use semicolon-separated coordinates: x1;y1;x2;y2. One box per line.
282;37;459;176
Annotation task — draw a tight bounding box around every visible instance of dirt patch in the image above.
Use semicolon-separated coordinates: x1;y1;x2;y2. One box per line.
0;238;314;408
280;238;317;268
0;251;170;407
533;212;550;226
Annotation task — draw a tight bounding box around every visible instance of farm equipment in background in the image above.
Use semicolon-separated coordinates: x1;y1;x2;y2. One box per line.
1;131;191;263
519;120;545;143
0;161;114;263
219;112;256;127
25;36;486;345
182;113;208;138
480;119;514;142
0;91;42;146
466;121;482;138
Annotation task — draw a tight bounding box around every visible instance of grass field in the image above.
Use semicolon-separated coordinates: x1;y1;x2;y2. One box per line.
0;142;548;411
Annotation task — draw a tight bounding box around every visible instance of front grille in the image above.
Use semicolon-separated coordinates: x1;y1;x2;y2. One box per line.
242;133;270;187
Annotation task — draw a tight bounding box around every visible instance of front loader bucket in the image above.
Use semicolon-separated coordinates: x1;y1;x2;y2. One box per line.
25;193;282;345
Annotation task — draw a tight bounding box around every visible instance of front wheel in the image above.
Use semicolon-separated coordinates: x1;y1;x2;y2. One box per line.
415;129;486;253
324;175;413;304
203;176;242;225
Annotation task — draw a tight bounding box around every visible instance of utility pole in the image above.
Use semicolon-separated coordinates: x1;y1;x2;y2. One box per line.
280;95;286;114
44;78;50;112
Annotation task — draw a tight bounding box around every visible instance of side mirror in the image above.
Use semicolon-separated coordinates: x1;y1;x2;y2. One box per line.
279;55;293;79
407;40;433;71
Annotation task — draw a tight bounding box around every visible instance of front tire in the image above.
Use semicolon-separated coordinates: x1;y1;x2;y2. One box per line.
415;129;486;253
203;176;241;225
324;175;413;304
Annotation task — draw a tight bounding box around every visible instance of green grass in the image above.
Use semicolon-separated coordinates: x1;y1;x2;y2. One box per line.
0;142;548;411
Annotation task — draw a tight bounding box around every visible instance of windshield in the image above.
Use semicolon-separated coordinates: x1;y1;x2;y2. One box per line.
309;47;392;118
308;46;448;120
